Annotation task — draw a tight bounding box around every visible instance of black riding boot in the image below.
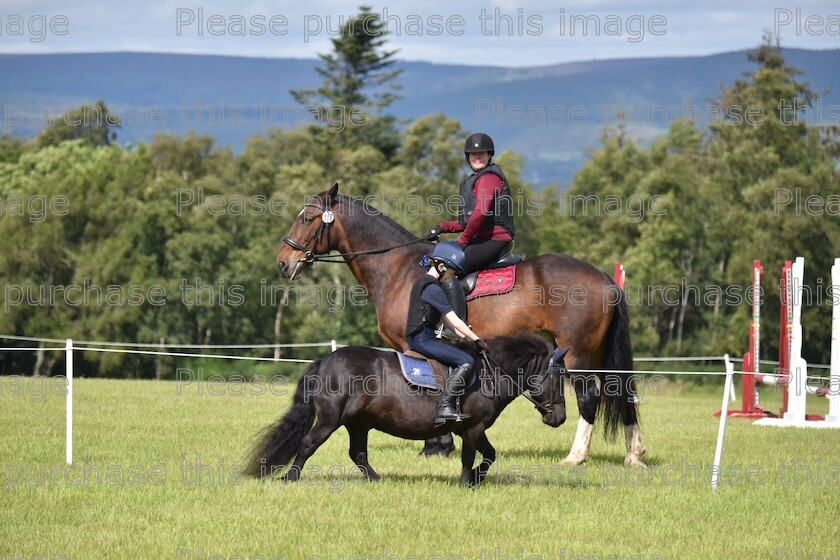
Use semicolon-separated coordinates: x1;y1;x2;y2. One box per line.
435;363;473;424
437;276;467;340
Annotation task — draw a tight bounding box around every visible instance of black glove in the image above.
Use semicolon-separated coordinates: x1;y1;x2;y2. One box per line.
420;226;442;242
475;338;490;352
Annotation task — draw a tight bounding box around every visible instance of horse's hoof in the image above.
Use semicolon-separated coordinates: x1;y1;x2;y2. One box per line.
419;443;454;457
419;447;447;457
624;455;647;468
559;454;588;466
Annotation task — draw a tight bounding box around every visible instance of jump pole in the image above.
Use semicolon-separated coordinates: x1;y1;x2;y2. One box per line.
715;260;776;418
755;257;840;428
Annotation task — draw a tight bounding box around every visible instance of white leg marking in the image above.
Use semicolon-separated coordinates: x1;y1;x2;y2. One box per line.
560;417;592;466
624;423;646;468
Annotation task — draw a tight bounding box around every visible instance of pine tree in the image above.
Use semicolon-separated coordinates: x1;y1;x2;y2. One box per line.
36;100;121;148
290;6;402;159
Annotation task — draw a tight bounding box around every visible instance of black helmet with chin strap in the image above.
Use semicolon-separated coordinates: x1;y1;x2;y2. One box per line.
464;133;494;162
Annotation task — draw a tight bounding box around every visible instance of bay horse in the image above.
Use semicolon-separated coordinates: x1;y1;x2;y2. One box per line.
243;334;567;486
276;183;646;467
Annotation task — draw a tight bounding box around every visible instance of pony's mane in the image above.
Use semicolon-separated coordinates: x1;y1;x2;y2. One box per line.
336;194;419;243
484;333;552;380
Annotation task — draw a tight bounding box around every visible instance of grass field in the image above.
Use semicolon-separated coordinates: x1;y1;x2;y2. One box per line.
1;374;838;560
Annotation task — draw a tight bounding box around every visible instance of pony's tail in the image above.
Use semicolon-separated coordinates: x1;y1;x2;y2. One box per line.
600;283;638;442
242;360;319;478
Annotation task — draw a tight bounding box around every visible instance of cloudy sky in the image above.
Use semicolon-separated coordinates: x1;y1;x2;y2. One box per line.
1;1;837;66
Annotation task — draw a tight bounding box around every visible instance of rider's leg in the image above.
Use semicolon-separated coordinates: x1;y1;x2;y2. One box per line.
408;331;476;423
462;238;511;274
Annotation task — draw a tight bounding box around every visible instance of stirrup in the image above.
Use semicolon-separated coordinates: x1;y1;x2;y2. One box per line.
434;397;471;424
434;411;471;425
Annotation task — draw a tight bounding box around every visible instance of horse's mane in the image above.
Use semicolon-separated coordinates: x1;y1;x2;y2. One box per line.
336;194;419;243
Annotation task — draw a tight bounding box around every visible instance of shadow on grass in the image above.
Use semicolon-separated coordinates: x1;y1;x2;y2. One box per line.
384;471;593;489
497;446;661;467
241;458;664;489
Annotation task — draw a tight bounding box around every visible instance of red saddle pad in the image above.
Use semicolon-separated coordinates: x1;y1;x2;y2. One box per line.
466;264;517;301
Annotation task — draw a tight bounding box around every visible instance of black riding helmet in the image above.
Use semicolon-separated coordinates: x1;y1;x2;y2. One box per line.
464;133;494;164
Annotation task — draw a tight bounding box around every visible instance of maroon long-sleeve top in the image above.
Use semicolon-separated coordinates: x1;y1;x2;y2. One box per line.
438;173;513;246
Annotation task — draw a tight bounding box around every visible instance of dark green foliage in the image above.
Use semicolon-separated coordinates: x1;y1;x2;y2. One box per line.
36;100;121;148
548;35;839;364
1;36;836;376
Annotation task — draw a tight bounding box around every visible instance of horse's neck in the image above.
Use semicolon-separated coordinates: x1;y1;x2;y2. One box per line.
335;205;423;300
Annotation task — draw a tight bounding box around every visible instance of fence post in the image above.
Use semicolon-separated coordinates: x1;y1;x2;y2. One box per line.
66;338;73;465
828;258;840;423
712;354;734;489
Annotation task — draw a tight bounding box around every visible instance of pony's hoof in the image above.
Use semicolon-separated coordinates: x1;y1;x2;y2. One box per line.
281;467;301;483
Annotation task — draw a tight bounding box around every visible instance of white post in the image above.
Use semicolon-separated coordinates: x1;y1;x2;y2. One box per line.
784;257;808;423
66;338;73;465
712;354;734;489
330;339;337;352
827;258;840;423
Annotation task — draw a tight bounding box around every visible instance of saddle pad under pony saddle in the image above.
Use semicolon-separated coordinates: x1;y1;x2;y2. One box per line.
466;264;516;301
397;352;440;390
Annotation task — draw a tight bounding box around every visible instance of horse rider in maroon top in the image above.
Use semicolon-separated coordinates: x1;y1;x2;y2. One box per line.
422;132;516;323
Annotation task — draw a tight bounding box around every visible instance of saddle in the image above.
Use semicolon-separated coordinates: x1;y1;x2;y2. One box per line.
460;242;523;299
397;350;479;391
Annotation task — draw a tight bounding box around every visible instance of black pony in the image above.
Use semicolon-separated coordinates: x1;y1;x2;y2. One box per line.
243;334;567;486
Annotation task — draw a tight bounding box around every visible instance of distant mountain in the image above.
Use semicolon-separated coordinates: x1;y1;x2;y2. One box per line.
2;49;838;186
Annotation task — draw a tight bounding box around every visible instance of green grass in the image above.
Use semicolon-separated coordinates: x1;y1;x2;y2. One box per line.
1;375;838;559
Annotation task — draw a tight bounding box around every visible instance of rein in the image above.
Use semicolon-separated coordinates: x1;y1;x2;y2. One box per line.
282;197;426;264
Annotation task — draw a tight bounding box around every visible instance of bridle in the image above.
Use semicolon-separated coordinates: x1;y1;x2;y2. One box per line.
479;347;568;416
281;196;336;264
281;195;425;265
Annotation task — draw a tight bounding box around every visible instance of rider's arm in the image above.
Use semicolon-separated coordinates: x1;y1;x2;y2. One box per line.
420;284;479;341
437;219;464;233
441;311;480;342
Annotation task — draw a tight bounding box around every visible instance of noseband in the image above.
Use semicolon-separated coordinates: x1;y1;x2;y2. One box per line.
534;348;569;415
282;197;335;263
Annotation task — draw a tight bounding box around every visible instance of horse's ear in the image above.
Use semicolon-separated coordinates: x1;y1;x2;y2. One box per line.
328;183;339;198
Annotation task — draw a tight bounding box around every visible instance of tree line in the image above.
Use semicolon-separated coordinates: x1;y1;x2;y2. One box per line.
0;17;837;377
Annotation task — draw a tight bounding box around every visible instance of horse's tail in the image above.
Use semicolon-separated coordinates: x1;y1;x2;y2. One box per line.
242;360;319;478
600;282;638;442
